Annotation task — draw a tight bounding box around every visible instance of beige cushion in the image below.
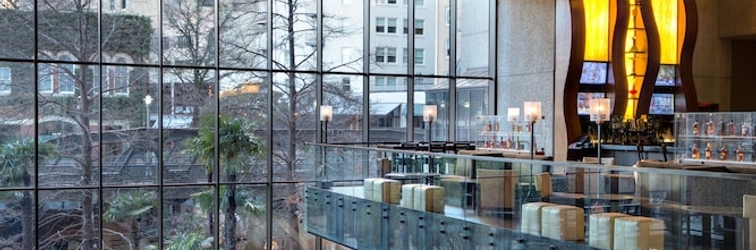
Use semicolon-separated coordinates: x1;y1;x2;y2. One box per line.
363;178;382;201
541;205;585;241
520;202;556;236
613;216;665;250
478;170;517;210
413;185;445;213
589;213;631;249
372;179;401;204
534;172;552;197
400;184;423;209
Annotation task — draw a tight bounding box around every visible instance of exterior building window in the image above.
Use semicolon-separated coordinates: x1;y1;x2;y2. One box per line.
112;58;129;95
38;64;52;94
415;48;424;65
386;18;397;33
403;0;423;6
376;47;397;63
376;18;386;33
375;77;385;86
342;77;351;91
386;77;396;86
377;0;397;4
445;39;450;58
402;48;424;64
341;47;353;64
446;6;450;26
58;56;76;95
403;19;424;35
0;67;10;94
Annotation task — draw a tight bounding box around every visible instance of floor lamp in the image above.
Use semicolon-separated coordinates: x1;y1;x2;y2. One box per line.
589;98;610;165
319;105;333;189
524;101;541;199
524;101;541;160
423;105;437;174
589;98;610;198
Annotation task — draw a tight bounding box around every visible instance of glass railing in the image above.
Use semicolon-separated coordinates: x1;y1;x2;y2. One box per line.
304;143;755;250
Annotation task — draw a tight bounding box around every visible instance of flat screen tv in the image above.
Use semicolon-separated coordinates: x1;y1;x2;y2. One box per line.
649;93;674;115
656;65;676;86
577;92;606;115
580;62;608;84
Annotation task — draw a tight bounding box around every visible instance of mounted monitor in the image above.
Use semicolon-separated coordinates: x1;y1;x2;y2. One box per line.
579;62;608;84
656;65;677;86
649;93;674;115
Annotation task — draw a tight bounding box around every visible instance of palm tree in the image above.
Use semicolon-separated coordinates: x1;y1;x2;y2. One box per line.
0;138;54;250
187;114;265;249
103;190;157;250
163;232;210;250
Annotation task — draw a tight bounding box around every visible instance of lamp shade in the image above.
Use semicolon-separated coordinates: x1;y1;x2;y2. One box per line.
507;107;520;122
589;98;611;122
423;105;437;122
320;105;333;122
524;101;541;122
143;94;153;105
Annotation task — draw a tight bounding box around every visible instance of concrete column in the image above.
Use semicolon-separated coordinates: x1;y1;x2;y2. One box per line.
497;0;556;156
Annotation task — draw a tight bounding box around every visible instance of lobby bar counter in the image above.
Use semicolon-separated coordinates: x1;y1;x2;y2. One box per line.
305;143;756;250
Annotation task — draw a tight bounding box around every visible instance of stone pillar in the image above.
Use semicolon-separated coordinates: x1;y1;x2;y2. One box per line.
743;194;756;249
497;0;556;156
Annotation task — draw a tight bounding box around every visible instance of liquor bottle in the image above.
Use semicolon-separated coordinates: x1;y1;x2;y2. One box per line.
494;119;500;132
691;144;700;159
743;121;751;137
499;136;505;149
736;146;745;161
719;144;728;160
515;137;521;150
705;143;712;160
706;121;716;136
506;136;513;149
720;119;726;136
516;122;523;132
692;120;700;136
729;120;737;136
486;119;492;131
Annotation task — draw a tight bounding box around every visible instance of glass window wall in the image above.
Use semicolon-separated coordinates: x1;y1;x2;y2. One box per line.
0;0;494;249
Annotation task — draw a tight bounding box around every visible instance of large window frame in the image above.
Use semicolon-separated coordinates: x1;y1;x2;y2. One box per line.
0;0;497;249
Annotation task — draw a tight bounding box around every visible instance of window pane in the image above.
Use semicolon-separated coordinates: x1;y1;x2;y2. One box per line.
102;0;157;65
324;73;364;142
369;76;407;141
456;80;491;141
102;65;155;185
421;77;447;142
219;70;268;183
325;0;364;73
370;4;407;75
272;72;316;181
0;4;34;59
273;1;316;71
162;0;217;67
219;0;268;69
458;0;490;76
